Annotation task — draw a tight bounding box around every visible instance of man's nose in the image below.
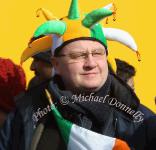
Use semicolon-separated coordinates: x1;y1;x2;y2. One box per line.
83;54;97;69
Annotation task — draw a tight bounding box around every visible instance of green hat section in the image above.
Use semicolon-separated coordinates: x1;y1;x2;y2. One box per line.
91;23;107;47
68;0;80;20
34;20;66;38
82;8;113;28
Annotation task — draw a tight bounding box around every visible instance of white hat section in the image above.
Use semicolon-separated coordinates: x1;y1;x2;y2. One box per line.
103;27;138;51
51;34;63;55
103;3;113;10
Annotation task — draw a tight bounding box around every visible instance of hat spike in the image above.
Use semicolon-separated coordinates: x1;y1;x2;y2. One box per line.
82;8;113;28
36;8;58;20
105;2;117;24
34;20;66;38
103;27;141;61
68;0;80;20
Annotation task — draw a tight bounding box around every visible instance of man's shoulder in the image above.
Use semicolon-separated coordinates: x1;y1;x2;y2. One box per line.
15;78;52;104
138;104;155;119
28;77;53;92
28;76;40;89
110;74;140;108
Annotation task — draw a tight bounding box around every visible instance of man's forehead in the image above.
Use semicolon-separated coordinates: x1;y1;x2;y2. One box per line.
61;40;105;52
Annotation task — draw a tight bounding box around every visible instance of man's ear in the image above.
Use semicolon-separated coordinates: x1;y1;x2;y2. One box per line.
51;57;60;74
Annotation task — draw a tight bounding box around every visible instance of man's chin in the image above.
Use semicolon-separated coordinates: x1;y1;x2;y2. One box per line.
80;84;101;92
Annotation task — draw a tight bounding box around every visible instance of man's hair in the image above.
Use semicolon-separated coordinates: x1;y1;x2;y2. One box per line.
115;58;136;82
33;51;52;65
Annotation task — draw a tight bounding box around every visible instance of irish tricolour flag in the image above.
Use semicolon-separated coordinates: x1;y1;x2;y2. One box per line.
50;104;130;150
45;89;130;150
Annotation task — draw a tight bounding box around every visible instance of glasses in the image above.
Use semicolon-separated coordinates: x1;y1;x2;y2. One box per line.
56;49;106;63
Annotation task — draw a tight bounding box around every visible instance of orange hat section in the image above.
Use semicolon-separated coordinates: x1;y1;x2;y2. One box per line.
62;18;90;42
20;35;52;64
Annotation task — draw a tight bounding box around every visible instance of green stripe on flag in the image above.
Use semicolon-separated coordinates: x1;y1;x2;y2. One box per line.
50;105;72;144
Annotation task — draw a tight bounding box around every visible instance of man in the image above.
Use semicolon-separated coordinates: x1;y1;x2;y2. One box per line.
28;50;53;89
0;55;55;150
0;0;155;149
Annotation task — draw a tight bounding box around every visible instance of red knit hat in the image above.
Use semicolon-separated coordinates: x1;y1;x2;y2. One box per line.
0;58;26;113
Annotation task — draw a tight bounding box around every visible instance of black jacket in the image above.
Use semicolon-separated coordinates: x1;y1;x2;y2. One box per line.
0;74;155;150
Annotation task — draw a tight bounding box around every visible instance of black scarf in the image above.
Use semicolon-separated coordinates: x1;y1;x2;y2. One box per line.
48;73;140;128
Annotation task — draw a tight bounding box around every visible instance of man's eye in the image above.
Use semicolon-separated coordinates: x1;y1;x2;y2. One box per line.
69;53;84;59
92;52;103;56
93;52;101;55
92;49;105;56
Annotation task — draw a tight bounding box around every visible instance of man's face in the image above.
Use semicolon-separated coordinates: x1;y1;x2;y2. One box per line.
53;40;108;92
30;58;52;81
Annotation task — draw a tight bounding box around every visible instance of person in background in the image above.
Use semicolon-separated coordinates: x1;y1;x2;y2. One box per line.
0;58;26;127
115;58;136;90
115;58;155;119
28;50;53;89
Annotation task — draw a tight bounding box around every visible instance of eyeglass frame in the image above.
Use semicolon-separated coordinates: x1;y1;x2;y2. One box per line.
54;48;107;62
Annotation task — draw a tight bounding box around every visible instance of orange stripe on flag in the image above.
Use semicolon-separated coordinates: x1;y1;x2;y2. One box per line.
113;139;131;150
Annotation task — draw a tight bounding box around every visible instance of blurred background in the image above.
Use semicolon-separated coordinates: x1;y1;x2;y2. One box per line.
0;0;155;112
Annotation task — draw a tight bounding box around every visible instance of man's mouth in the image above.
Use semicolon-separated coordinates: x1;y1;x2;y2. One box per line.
81;72;98;78
81;72;98;75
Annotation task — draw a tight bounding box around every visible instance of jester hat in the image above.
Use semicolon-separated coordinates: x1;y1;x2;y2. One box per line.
21;0;140;72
